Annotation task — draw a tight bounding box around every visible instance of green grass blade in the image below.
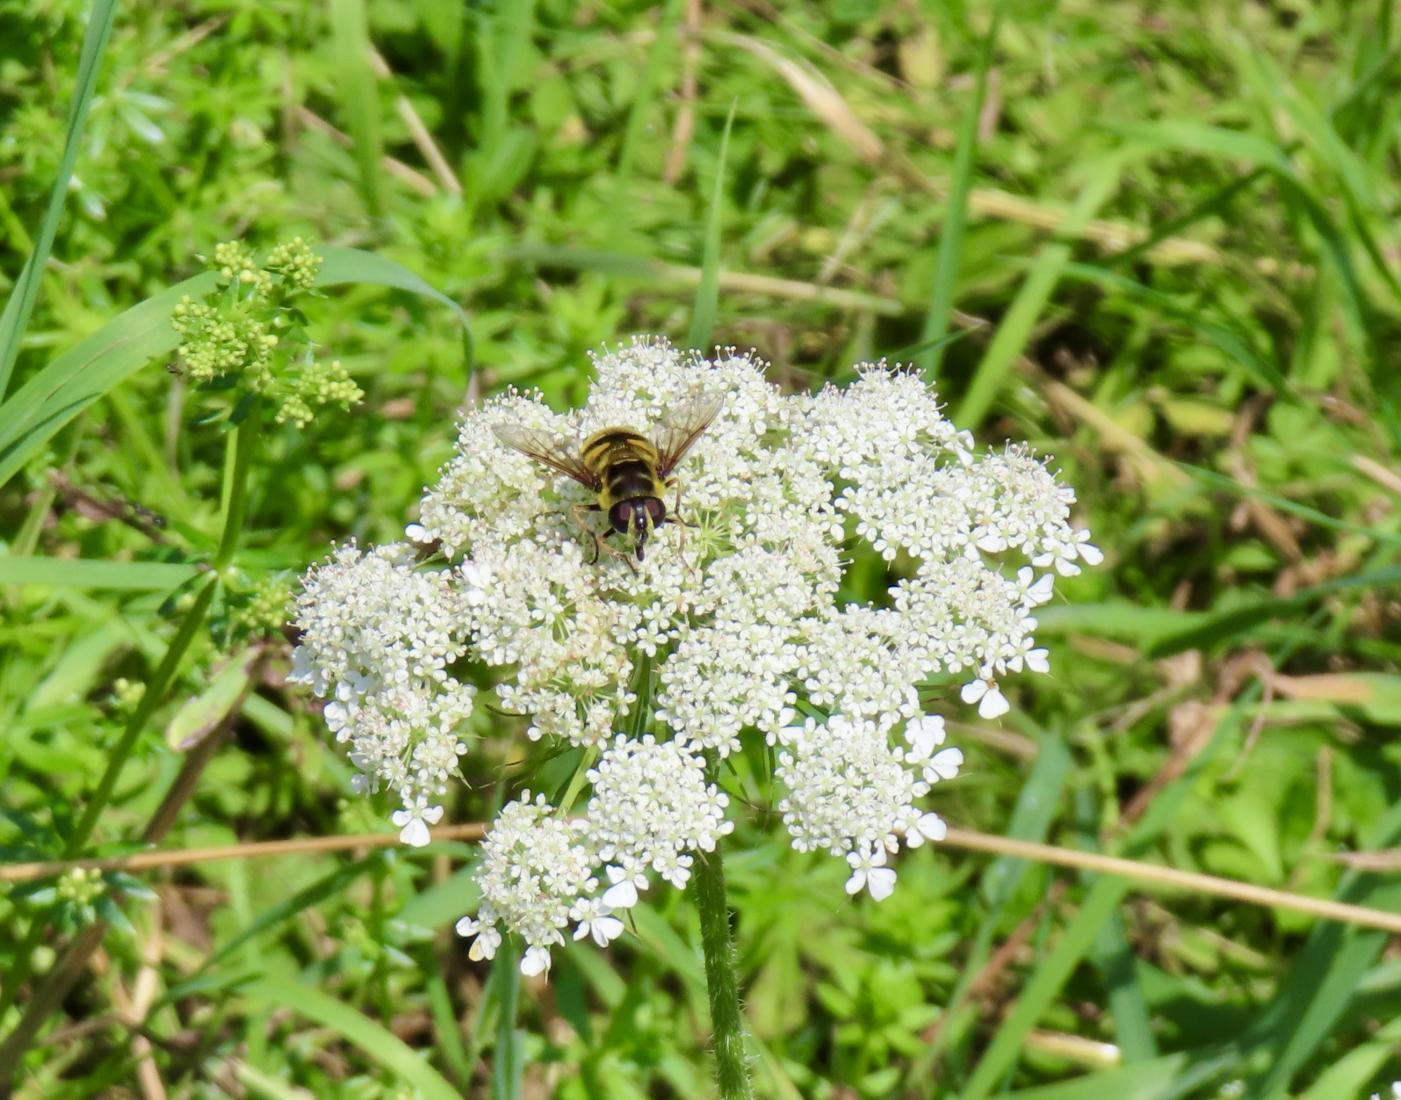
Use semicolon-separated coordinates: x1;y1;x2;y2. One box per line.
490;948;523;1100
909;733;1072;1087
963;874;1131;1100
0;271;220;491
962;685;1267;1099
0;0;118;401
918;6;1000;380
1092;904;1156;1062
1004;1044;1246;1100
686;102;736;353
955;157;1122;427
1298;1014;1401;1099
180;859;376;982
425;968;471;1087
329;0;387;218
0;558;202;590
242;977;460;1100
1251;803;1401;1098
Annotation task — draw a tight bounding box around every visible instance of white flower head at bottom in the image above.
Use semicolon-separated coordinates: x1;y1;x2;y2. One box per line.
585;734;734;891
961;677;1010;719
845;846;897;901
570;897;626;947
456;792;598;975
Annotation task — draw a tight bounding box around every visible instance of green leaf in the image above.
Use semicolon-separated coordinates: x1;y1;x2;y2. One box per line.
0;271;220;491
918;7;1000;379
165;649;254;749
0;0;118;400
242;977;460;1100
328;0;387;217
686;101;736;353
315;244;474;373
0;557;203;591
956;157;1124;427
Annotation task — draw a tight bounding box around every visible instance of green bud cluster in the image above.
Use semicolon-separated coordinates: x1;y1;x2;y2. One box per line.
275;358;363;428
56;867;103;906
264;236;322;291
238;575;293;636
170;297;278;386
170;237;356;429
111;677;146;711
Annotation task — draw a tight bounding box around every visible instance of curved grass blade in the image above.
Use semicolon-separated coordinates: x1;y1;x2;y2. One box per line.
0;275;220;491
242;977;460;1100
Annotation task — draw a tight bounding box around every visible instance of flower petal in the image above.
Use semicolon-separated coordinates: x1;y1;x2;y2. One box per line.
977;686;1010;719
520;946;551;977
602;880;639;909
867;867;897;901
398;816;431;847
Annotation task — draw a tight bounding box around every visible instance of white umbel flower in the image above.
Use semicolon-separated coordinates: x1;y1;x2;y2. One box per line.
292;545;474;835
586;735;733;891
293;338;1098;973
462;792;598;973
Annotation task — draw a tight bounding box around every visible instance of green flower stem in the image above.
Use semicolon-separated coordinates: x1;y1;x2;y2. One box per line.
215;420;257;568
0;412;258;1031
691;836;755;1100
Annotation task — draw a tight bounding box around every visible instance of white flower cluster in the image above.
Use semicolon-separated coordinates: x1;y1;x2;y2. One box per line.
289;544;474;845
294;338;1099;974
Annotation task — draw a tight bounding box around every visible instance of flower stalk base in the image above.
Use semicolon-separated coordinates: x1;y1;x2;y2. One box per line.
691;841;755;1100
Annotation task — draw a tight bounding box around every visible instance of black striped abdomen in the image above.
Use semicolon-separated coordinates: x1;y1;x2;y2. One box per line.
603;458;662;502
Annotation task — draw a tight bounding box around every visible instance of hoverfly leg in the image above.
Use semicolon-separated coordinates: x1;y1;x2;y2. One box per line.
598;530;638;574
570;502;605;564
665;477;699;576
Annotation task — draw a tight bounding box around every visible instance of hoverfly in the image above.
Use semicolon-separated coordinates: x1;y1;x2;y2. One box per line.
492;393;723;565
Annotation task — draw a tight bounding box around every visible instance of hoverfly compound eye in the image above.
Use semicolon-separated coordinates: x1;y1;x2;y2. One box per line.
645;498;666;528
608;502;633;535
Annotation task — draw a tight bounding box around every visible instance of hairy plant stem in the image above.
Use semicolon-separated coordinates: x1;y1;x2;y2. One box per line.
0;415;258;1067
691;822;754;1100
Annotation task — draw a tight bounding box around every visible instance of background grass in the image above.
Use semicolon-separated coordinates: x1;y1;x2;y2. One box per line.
2;0;1401;1096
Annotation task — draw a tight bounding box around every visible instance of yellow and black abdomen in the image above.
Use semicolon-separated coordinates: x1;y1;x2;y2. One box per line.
581;428;666;509
581;427;670;558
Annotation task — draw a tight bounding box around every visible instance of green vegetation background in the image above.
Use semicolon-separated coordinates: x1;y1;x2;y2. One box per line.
2;0;1400;1096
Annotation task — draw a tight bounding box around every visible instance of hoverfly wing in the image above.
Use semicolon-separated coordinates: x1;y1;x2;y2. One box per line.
491;423;601;490
654;392;724;479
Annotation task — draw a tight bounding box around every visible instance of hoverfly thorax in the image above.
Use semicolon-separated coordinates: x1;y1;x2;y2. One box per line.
492;393;723;565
